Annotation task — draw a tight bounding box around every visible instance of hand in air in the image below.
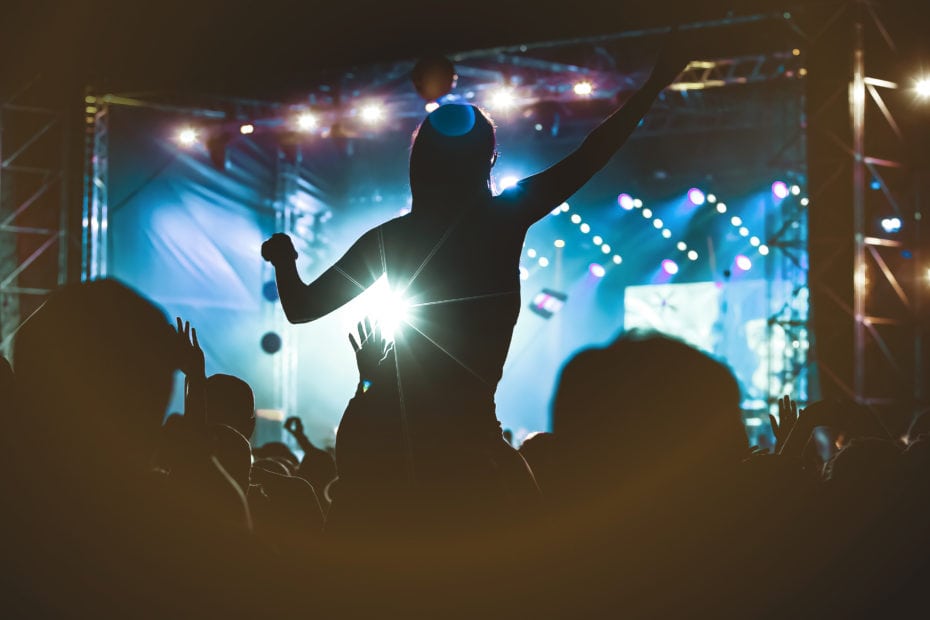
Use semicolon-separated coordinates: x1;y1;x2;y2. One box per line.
348;317;393;385
261;233;298;266
175;317;205;381
284;416;305;438
770;394;799;452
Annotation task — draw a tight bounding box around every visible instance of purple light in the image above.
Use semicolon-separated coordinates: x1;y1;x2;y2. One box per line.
735;254;752;271
589;263;606;278
617;193;635;210
772;181;789;200
661;259;679;275
687;188;705;206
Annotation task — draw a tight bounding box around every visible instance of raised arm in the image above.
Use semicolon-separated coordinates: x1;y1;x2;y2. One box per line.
507;36;690;224
261;228;382;324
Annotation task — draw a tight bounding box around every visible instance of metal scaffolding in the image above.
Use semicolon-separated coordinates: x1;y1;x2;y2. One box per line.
0;80;71;358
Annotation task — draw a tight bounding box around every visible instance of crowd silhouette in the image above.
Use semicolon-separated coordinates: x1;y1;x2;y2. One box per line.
3;34;930;618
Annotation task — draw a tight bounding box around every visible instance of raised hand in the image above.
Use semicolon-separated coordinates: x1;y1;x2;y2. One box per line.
176;317;205;381
284;416;305;438
348;317;393;387
770;395;799;452
261;233;298;266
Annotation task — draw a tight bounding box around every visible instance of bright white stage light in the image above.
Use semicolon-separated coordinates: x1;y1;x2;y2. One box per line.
296;112;317;131
730;215;742;226
573;81;594;96
357;275;411;341
554;239;565;248
716;203;727;214
916;77;930;99
642;208;653;218
560;202;570;212
601;244;611;253
499;175;519;190
425;101;440;113
527;248;537;258
653;219;663;229
360;104;384;124
519;266;529;280
677;242;687;251
592;235;603;245
750;236;761;247
612;255;622;265
580;223;591;234
489;87;516;110
661;229;672;239
571;214;582;224
759;245;770;256
739;226;750;237
538;257;549;267
177;127;198;147
239;123;255;135
687;250;698;261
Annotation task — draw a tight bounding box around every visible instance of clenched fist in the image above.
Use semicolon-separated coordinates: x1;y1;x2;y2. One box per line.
261;233;298;266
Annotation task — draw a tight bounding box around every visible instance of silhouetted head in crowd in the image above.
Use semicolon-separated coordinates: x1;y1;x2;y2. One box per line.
210;424;252;492
824;437;903;491
409;103;496;207
553;331;746;481
206;374;256;441
253;441;298;470
252;457;290;477
13;279;176;473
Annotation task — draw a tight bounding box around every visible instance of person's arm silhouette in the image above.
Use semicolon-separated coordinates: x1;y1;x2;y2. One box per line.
261;228;382;324
505;31;691;223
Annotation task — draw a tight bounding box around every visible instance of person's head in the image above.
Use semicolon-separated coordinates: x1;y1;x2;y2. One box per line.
210;424;252;492
12;279;176;471
409;103;497;207
205;374;255;441
553;331;746;478
252;442;298;470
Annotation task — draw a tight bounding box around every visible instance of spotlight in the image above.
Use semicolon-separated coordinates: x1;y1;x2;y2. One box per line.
677;241;687;251
580;223;590;234
633;198;643;208
758;245;770;256
662;259;679;275
296;112;317;131
738;226;750;237
538;257;549;267
499;175;519;190
560;202;570;212
592;235;603;245
661;229;672;239
573;81;594;96
554;239;565;248
749;236;761;247
730;216;742;226
618;193;635;210
642;208;653;218
716;202;727;214
801;197;810;206
550;206;561;216
687;188;706;206
791;184;801;196
707;194;717;203
360;104;384;124
519;266;529;280
687;250;698;261
527;248;537;258
601;244;611;253
589;263;606;278
239;123;255;135
177;127;198;147
425;101;440;113
881;217;902;233
571;214;582;224
735;254;752;271
653;219;663;229
772;181;789;199
916;77;930;99
489;87;516;110
612;255;622;265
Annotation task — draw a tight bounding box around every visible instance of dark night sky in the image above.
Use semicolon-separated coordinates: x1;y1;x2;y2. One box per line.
1;0;923;100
